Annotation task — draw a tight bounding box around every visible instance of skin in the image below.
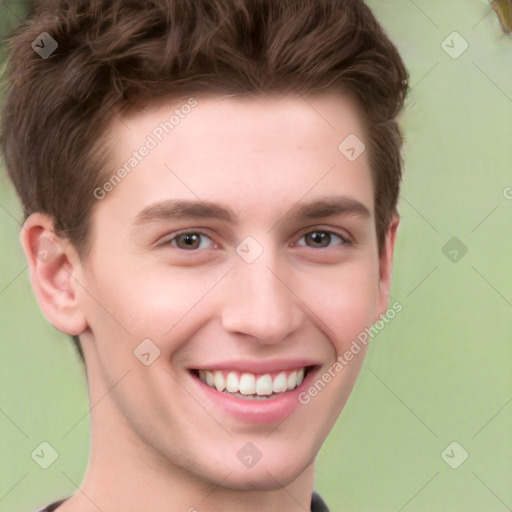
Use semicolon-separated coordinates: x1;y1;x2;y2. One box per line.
22;93;399;512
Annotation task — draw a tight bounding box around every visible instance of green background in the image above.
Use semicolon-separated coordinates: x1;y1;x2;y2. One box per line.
1;1;511;510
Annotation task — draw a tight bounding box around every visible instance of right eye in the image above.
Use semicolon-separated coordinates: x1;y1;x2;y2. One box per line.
160;230;217;251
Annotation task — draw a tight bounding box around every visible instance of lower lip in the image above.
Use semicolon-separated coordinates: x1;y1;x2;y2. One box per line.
189;368;318;424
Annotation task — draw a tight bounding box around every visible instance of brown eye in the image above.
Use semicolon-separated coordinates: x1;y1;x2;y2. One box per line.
175;233;201;250
163;231;215;251
296;230;350;249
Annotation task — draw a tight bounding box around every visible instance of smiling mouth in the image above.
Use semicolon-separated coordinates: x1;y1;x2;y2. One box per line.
190;367;315;400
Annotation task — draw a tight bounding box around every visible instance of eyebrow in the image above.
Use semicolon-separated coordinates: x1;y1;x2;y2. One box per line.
133;195;371;227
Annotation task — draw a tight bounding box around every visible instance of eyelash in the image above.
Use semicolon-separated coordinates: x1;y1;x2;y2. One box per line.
160;228;352;251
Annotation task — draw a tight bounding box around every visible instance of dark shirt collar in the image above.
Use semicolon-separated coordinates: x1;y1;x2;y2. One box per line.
41;492;330;511
311;491;330;512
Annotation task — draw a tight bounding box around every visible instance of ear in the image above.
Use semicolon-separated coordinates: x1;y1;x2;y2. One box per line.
374;212;400;321
20;213;88;336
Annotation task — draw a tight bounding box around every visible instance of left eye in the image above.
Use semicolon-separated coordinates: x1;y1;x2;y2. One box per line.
296;230;349;249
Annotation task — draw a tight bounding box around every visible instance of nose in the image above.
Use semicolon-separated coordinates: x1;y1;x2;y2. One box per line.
220;248;305;345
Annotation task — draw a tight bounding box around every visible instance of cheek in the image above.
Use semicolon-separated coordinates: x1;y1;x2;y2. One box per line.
82;246;379;359
294;262;379;353
81;259;225;353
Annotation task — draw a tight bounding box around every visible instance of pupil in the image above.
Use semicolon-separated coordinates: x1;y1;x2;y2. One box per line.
309;232;328;247
182;234;198;247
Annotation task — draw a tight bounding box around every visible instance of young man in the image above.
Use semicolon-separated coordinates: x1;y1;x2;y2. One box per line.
1;0;408;510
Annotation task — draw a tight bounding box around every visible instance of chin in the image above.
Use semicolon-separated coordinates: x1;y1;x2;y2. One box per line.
201;449;316;491
219;467;303;491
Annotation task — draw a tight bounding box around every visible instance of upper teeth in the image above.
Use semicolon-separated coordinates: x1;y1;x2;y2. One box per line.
198;369;305;396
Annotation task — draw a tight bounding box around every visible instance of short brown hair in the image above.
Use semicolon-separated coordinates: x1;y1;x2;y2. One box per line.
1;0;408;357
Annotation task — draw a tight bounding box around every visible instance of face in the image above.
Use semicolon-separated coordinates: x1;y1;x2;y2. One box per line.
73;94;396;489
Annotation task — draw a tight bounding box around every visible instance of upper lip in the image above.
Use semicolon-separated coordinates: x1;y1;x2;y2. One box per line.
190;359;320;374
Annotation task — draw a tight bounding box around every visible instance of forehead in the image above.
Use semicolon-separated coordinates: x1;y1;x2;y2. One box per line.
120;93;367;155
98;93;374;226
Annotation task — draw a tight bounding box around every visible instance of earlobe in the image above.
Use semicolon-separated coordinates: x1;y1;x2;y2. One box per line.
20;213;88;336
